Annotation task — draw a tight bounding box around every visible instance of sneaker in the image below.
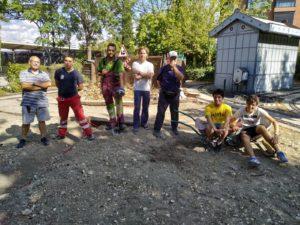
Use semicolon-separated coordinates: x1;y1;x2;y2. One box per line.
153;130;165;139
111;128;119;136
119;123;126;132
87;134;95;141
41;137;49;146
56;135;65;140
248;156;261;167
16;139;26;149
105;124;112;130
141;124;150;130
132;128;139;135
172;129;179;136
277;151;288;163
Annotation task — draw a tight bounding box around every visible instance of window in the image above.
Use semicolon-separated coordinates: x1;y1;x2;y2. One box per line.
274;11;295;25
275;0;296;7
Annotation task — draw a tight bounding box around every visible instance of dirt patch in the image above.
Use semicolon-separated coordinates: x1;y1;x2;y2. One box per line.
0;122;299;225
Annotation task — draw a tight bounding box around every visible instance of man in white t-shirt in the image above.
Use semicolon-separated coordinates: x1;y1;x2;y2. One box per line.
232;95;288;167
132;47;154;134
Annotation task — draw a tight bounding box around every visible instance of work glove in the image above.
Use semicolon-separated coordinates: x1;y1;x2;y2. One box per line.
115;87;125;97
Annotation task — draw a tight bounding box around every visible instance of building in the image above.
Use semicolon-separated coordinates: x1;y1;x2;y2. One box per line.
241;0;300;28
209;10;300;93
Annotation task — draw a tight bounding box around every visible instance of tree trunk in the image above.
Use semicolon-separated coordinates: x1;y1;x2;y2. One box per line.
87;43;96;84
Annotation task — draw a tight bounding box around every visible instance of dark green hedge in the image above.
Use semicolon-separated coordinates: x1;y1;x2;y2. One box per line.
185;66;215;81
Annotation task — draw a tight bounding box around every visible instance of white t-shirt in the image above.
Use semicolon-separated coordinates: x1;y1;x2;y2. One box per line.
132;60;154;91
234;107;269;128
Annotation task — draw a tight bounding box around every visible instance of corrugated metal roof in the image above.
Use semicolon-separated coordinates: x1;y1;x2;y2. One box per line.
209;9;300;38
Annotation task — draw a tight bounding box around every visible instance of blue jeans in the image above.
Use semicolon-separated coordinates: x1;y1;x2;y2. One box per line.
133;90;150;129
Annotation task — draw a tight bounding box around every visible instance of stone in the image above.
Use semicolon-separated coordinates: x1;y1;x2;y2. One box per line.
21;209;32;216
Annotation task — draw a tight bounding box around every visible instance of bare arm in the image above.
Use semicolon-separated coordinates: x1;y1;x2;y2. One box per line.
264;113;279;135
206;115;216;131
34;81;52;89
157;80;161;88
78;83;84;91
140;71;154;79
55;80;59;88
172;66;184;81
21;82;43;91
223;115;231;131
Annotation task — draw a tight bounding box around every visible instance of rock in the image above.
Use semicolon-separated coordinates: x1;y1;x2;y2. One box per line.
193;147;205;153
87;170;94;175
169;199;175;204
21;209;32;216
143;207;148;211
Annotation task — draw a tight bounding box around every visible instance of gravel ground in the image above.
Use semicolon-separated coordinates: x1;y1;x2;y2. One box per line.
0;97;300;225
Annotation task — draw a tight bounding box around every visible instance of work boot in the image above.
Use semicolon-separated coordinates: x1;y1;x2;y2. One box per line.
41;137;50;146
16;139;26;149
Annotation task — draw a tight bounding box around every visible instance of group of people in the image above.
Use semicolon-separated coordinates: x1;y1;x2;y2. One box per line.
203;89;288;167
16;43;288;167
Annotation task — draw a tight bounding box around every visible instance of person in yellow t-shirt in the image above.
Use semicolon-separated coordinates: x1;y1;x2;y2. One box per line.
204;89;232;146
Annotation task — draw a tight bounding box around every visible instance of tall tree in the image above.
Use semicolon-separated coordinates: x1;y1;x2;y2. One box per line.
64;0;112;60
109;0;136;54
134;0;172;15
6;0;71;64
244;0;272;19
136;0;240;66
136;12;168;55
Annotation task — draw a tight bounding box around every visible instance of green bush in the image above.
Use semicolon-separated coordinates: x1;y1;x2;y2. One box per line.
6;63;28;92
6;63;52;93
5;61;85;93
185;66;215;81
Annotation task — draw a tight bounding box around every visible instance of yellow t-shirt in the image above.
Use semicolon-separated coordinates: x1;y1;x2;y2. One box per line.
205;102;232;124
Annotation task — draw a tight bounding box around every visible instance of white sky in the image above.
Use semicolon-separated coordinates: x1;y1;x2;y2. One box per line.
1;20;39;44
0;20;80;49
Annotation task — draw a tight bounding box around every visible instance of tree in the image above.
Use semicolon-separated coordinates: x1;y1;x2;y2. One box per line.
0;0;8;20
6;0;71;64
109;0;136;54
63;0;112;60
0;0;9;71
136;12;168;55
136;0;240;66
244;0;272;19
134;0;172;15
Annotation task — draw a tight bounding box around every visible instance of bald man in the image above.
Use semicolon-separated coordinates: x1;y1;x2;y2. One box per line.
17;56;52;148
54;56;94;140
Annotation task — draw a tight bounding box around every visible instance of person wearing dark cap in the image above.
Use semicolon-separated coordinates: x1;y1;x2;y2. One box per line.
153;51;185;138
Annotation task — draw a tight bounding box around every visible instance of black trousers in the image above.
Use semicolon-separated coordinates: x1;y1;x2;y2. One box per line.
154;90;180;132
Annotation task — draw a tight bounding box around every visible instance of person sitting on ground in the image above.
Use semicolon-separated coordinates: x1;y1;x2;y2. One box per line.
17;56;52;148
204;89;232;147
231;95;288;167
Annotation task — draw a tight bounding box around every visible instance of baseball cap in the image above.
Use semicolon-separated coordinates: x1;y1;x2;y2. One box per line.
169;51;178;58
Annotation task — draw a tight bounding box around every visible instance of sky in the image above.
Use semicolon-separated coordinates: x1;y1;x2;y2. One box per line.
1;20;39;44
0;20;80;49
